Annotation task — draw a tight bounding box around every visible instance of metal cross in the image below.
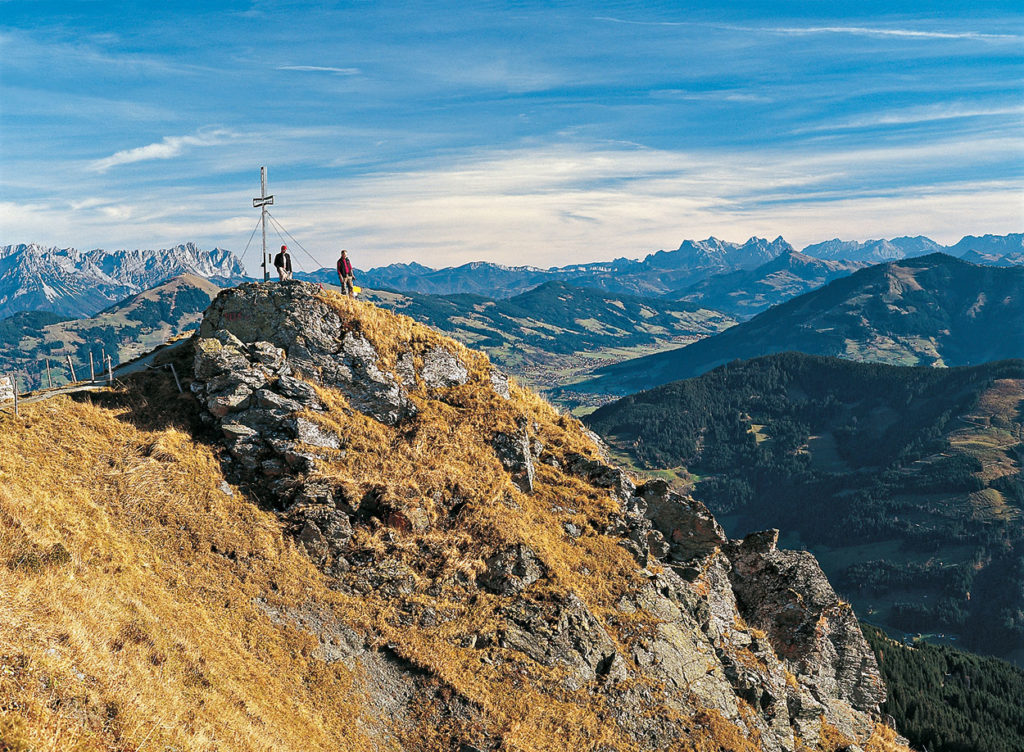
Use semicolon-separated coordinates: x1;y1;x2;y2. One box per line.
253;166;275;282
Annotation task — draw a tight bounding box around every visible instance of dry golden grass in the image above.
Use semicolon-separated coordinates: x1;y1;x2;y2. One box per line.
863;724;915;752
0;395;383;752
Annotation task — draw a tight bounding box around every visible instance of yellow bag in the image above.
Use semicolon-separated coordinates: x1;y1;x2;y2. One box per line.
353;286;361;297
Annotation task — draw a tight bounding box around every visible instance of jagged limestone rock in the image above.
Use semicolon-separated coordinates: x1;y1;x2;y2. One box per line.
395;351;417;387
564;452;636;502
491;430;536;494
421;346;469;389
489;369;511;400
500;593;621;690
724;530;887;737
293;505;353;567
199;282;414;425
639;479;727;562
292;416;342;450
479;544;544;595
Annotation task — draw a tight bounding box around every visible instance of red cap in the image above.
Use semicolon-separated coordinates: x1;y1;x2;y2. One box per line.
281;244;287;250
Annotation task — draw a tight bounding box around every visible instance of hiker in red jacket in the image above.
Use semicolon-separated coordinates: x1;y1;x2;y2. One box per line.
336;249;355;296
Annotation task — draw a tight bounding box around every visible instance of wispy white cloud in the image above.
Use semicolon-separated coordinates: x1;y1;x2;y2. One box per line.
594;16;1020;41
89;130;236;173
766;25;1020;41
276;65;361;75
79;138;1024;268
5;138;1021;272
795;104;1024;133
650;89;773;104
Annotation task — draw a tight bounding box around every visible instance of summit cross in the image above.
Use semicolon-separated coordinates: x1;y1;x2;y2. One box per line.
252;166;275;282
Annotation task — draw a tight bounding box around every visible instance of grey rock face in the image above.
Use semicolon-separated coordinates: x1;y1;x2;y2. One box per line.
560;453;671;567
292;417;341;449
489;370;511;399
500;594;621;690
421;347;469;389
255;599;487;746
395;352;417;387
293;505;354;567
492;430;536;494
639;479;726;562
199;282;414;426
191;315;342;495
564;453;636;502
478;544;544;595
724;530;887;716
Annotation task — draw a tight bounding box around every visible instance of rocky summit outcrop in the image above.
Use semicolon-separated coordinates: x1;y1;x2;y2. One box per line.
186;281;903;751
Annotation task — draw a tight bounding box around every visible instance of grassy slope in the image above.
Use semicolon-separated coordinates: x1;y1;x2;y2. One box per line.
0;375;378;752
0;293;913;752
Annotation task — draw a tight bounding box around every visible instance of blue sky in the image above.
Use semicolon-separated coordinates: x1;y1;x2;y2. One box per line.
1;1;1021;274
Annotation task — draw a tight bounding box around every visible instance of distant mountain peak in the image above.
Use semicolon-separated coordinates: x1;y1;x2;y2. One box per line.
0;242;246;319
800;236;948;264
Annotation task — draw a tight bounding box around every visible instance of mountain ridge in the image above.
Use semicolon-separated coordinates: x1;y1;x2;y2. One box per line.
568;252;1024;398
0;242;245;319
291;232;1022;300
670;250;867;317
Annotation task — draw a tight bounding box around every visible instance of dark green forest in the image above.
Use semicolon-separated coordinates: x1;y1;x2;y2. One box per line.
586;353;1024;657
0;310;72;344
864;624;1024;752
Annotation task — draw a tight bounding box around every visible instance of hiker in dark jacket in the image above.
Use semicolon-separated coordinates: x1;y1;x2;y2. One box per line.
274;245;292;282
336;249;355;296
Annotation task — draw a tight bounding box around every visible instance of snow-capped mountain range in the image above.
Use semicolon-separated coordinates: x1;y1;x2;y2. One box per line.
3;233;1020;320
0;242;246;319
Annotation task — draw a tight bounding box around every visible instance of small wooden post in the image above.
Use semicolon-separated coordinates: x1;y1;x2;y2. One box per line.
168;363;183;393
107;355;113;383
11;373;19;418
46;359;53;389
66;354;77;383
90;352;95;383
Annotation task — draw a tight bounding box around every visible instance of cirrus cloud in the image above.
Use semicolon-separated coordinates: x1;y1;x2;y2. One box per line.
89;129;236;173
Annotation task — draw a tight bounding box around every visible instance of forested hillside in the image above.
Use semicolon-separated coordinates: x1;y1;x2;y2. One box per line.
586;353;1024;660
863;624;1024;752
0;275;220;387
